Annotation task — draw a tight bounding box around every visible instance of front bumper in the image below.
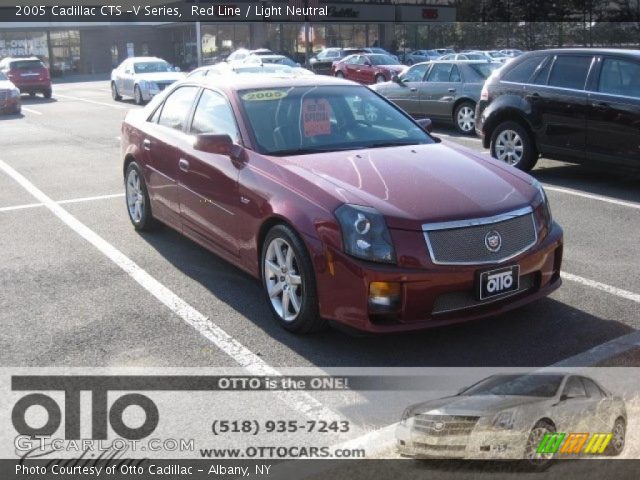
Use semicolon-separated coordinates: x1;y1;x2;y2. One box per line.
396;422;527;460
311;222;563;333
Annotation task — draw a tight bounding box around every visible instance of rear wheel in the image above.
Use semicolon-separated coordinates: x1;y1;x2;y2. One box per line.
261;225;325;334
374;74;386;84
43;89;52;99
490;120;537;171
454;101;476;135
111;82;122;101
335;71;345;78
125;162;157;231
607;418;626;456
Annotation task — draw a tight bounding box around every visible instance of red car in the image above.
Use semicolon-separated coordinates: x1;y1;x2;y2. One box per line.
0;71;21;114
121;76;563;334
331;54;406;84
0;57;52;98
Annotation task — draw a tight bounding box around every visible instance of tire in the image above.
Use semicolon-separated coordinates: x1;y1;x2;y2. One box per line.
43;89;52;99
606;417;626;456
335;71;344;78
523;420;556;471
111;82;122;101
374;74;386;84
134;85;144;105
490;120;538;171
124;162;157;231
453;101;476;135
261;224;325;334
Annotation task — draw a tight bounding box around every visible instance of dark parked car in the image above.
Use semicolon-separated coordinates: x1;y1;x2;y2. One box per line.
309;48;366;75
476;48;640;171
331;53;405;85
0;56;51;98
371;61;502;134
121;76;562;334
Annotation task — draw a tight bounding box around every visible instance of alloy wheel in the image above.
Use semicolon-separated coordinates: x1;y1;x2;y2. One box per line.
264;238;303;322
610;419;625;454
456;106;475;132
524;425;554;466
494;129;524;165
126;168;145;224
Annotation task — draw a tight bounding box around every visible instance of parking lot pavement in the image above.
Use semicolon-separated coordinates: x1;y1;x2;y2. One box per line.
0;81;639;371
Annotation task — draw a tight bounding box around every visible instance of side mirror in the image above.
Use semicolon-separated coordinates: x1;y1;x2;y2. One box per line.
416;118;433;133
364;61;372;67
392;74;403;84
194;134;243;161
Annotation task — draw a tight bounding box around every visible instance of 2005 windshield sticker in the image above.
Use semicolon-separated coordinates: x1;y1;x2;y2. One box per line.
241;89;288;101
302;98;332;137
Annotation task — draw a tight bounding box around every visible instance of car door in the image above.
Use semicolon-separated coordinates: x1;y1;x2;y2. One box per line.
586;56;640;168
580;377;614;433
346;55;366;82
384;63;429;116
358;55;375;84
177;88;242;257
143;85;200;229
122;61;136;96
419;62;458;118
525;54;593;161
553;376;594;433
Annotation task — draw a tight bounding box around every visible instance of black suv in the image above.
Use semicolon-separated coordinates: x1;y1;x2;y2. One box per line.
476;48;640;171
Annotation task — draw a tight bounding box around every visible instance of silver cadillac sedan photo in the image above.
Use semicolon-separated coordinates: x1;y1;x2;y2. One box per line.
370;60;501;134
396;373;626;467
110;56;185;105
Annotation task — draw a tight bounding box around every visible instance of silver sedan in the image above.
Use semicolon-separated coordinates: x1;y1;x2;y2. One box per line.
370;60;501;134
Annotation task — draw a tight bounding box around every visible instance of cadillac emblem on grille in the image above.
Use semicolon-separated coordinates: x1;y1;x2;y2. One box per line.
434;421;445;431
484;230;502;252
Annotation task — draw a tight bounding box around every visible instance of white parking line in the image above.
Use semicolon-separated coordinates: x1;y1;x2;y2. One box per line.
21;107;42;115
544;185;640;210
0;158;344;425
562;272;640;304
0;193;124;213
54;93;127;110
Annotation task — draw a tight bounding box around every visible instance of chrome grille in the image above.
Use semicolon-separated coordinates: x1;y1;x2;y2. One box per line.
432;273;536;314
423;207;537;265
412;415;479;437
412;442;466;453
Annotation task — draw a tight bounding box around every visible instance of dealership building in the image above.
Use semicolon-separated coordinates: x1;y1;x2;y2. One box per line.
0;1;455;75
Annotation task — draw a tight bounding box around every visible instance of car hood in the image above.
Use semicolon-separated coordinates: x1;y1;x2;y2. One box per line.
0;80;17;90
408;395;545;417
276;142;535;230
134;72;185;82
379;65;406;73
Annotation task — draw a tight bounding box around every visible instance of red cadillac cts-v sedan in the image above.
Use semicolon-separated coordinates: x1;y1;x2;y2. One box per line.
121;76;563;334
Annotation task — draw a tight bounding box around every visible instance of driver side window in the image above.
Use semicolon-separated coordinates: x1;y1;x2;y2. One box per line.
157;86;199;131
403;64;428;83
190;89;239;141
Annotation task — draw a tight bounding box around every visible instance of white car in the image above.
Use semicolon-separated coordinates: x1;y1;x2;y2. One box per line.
243;54;314;76
111;57;184;105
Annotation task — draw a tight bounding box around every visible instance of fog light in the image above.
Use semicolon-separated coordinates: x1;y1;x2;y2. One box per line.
369;281;401;311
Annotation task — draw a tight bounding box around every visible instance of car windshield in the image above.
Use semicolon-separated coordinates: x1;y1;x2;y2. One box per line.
461;375;564;397
268;57;297;67
369;55;398;66
234;65;293;74
468;62;501;79
465;54;487;61
238;85;434;155
133;61;172;74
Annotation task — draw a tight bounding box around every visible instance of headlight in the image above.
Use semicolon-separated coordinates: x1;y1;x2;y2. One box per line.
400;407;416;425
491;410;515;430
335;204;396;264
532;179;552;228
10;88;20;98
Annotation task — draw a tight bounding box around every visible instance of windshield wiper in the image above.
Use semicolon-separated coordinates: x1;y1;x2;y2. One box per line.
367;140;422;149
268;147;336;156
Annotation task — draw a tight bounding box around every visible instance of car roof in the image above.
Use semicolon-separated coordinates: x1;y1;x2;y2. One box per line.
186;74;357;92
527;47;640;57
411;60;497;66
127;57;166;63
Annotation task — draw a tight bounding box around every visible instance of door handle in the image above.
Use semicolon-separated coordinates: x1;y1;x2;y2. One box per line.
526;92;541;102
448;88;456;92
178;158;190;173
410;87;417;92
591;101;609;111
142;139;151;151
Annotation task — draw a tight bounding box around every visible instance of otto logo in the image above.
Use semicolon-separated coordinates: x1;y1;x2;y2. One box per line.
12;377;159;440
422;8;439;19
486;270;513;293
484;230;502;252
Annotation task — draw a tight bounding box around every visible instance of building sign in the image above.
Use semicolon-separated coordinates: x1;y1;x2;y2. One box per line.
398;5;456;23
0;36;48;57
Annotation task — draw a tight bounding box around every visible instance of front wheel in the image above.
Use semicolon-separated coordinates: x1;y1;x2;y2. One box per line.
490;120;538;171
125;162;157;231
374;74;386;84
111;82;122;101
454;101;476;135
523;420;555;470
134;85;144;105
261;225;325;334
